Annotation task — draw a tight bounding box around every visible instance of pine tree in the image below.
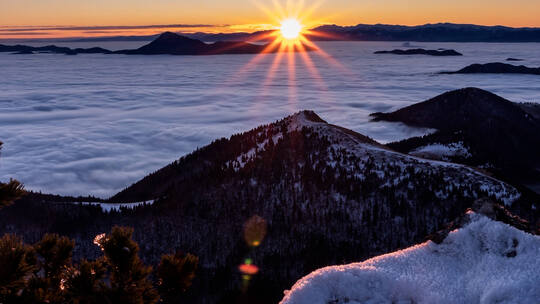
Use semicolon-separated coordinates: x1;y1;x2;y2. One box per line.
23;234;75;303
0;179;24;209
0;226;199;303
0;234;36;303
157;251;198;303
0;142;25;209
65;259;108;304
97;226;159;304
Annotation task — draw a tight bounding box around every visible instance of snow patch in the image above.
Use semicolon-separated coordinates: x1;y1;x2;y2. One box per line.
410;142;472;161
281;213;540;304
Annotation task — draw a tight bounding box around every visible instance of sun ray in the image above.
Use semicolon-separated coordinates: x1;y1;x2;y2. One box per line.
296;0;324;24
303;29;339;40
263;42;287;88
287;42;297;105
299;35;352;75
251;0;282;25
222;32;282;79
272;0;287;20
292;0;305;17
295;41;327;92
248;42;288;115
223;0;347;114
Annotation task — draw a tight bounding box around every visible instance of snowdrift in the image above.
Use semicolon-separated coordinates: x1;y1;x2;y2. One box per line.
281;212;540;304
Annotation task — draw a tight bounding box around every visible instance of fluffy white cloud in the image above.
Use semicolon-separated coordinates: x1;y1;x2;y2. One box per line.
1;41;539;196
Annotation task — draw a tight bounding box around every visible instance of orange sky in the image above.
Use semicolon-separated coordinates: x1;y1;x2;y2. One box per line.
1;0;539;39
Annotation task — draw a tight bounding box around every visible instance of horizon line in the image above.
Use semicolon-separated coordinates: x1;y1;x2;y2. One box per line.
2;21;540;41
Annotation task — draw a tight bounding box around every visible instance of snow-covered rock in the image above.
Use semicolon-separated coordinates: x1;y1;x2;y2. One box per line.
281;212;540;304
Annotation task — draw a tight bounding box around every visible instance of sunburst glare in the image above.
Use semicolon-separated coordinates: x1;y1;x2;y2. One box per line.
227;0;346;109
280;18;302;40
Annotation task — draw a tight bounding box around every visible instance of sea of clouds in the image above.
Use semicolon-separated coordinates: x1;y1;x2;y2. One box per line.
1;41;539;197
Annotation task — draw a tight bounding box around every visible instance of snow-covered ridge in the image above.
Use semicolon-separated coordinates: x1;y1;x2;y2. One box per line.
280;212;540;304
225;111;520;205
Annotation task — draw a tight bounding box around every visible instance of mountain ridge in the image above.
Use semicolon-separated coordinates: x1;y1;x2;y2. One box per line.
110;110;521;205
0;31;315;56
1;108;537;303
371;87;540;195
183;22;540;42
4;23;540;44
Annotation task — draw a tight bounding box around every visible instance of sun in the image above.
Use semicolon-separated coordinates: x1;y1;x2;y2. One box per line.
280;18;302;40
230;0;347;107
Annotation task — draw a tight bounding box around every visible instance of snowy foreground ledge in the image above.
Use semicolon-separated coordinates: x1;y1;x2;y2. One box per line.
281;213;540;304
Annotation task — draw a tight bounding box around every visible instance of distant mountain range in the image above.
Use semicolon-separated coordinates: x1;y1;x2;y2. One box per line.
0;32;314;56
140;23;540;43
2;89;538;302
306;23;540;42
116;31;314;55
3;23;540;44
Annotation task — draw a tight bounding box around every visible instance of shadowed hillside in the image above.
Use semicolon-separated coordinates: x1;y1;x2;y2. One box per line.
2;110;536;303
371;87;540;194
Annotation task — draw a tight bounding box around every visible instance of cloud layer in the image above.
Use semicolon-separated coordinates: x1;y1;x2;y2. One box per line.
1;41;539;197
0;24;219;32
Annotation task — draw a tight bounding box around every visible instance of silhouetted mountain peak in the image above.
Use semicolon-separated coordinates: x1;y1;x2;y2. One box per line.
371;88;540;193
443;62;540;75
134;31;207;54
154;31;202;43
280;110;326;129
371;87;533;129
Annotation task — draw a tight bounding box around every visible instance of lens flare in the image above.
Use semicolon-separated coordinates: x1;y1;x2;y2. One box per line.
243;215;267;247
239;257;260;291
239;259;260;275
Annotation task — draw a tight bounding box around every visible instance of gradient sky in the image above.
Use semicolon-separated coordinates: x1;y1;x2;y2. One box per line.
2;0;540;39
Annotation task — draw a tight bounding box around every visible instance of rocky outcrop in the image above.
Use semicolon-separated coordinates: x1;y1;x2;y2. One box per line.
442;62;540;75
374;48;462;56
